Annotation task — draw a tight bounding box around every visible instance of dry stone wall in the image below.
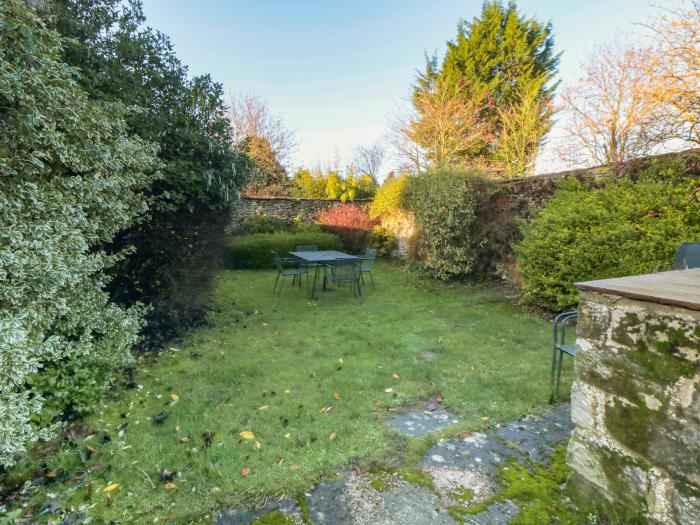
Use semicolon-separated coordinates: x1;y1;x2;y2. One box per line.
228;196;371;233
567;290;700;524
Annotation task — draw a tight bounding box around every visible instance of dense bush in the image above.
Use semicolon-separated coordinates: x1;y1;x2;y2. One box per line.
516;158;700;310
369;173;410;219
404;169;495;280
49;0;254;350
239;214;291;234
225;232;343;269
317;204;377;252
368;226;398;256
0;0;157;465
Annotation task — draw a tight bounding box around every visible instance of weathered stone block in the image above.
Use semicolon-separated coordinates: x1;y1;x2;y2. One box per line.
568;286;700;524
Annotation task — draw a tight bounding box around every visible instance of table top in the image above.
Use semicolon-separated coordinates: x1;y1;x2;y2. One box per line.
290;250;360;263
575;268;700;311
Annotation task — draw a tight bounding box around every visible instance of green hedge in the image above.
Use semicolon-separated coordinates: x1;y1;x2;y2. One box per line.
516;157;700;311
225;232;343;269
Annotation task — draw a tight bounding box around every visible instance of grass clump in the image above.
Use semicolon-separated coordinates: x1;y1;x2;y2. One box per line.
252;511;297;525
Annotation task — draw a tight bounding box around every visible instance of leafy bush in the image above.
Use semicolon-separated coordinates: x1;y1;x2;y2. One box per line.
317;204;377;252
240;214;291;234
50;0;254;351
516;158;700;311
370;174;410;219
0;0;157;466
225;232;343;269
404;169;494;280
368;226;398;256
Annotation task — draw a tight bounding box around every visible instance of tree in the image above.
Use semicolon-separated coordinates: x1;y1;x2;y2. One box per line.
646;1;700;145
47;0;255;347
559;42;665;166
494;85;554;177
289;168;325;198
325;171;343;199
0;0;157;465
405;0;559;175
400;79;494;170
353;142;385;180
228;91;297;168
239;136;288;196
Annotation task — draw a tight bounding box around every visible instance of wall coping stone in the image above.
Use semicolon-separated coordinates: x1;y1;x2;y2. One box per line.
575;268;700;311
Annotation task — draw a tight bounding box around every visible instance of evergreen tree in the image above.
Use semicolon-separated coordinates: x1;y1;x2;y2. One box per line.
413;0;559;176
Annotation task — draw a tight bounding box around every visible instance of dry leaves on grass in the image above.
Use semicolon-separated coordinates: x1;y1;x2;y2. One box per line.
240;431;255;440
104;483;120;493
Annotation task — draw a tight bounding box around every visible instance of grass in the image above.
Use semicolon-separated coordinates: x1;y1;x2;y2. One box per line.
4;262;575;523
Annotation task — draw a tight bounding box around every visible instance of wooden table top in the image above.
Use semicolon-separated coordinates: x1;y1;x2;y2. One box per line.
575;268;700;311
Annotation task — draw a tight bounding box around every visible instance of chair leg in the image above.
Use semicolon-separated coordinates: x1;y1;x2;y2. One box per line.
554;350;565;401
369;271;375;290
548;346;559;404
357;279;364;303
273;273;280;294
278;276;285;295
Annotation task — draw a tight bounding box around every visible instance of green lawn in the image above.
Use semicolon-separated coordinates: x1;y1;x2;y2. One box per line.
7;262;574;523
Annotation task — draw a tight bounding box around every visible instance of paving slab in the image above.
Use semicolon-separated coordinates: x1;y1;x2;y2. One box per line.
305;477;357;525
421;431;522;473
388;408;461;437
495;403;573;463
462;500;520;525
216;496;301;525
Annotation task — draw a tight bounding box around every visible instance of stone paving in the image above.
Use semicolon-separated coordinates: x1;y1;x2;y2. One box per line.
217;403;573;525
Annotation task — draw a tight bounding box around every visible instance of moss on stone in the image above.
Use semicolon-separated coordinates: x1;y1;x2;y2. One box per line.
604;397;666;459
398;467;435;492
251;511;297;525
295;493;310;524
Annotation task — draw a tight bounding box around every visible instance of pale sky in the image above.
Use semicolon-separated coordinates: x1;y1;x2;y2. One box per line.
141;0;674;176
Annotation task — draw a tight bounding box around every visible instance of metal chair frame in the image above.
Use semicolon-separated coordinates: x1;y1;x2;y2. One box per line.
549;310;578;403
329;258;364;303
672;242;700;270
271;250;308;295
360;248;377;289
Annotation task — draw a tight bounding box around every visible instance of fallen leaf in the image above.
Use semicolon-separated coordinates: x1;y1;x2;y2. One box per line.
329;432;337;441
392;373;400;380
242;467;250;476
276;456;285;465
284;433;291;439
384;388;394;393
175;425;181;433
333;392;341;400
164;483;176;490
288;465;302;471
239;431;255;440
258;405;268;411
254;441;261;450
104;483;120;493
171;393;180;402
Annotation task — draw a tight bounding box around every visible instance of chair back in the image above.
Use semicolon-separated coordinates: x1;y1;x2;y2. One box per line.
296;245;318;252
362;248;377;271
271;250;284;272
333;258;360;282
673;242;700;270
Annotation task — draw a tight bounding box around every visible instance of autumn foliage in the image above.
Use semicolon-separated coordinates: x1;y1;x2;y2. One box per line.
317;204;377;252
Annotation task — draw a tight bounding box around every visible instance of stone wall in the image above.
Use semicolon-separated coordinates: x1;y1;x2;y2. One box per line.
567;291;700;523
228;196;370;232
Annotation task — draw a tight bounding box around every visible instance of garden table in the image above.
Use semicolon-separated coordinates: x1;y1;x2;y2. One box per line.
289;250;360;299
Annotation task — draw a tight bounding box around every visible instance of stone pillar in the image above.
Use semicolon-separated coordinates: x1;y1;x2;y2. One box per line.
567;271;700;524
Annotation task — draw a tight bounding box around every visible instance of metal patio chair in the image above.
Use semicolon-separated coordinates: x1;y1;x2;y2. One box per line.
360;248;377;289
295;244;319;270
329;258;364;303
549;311;578;403
672;242;700;270
271;250;307;295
